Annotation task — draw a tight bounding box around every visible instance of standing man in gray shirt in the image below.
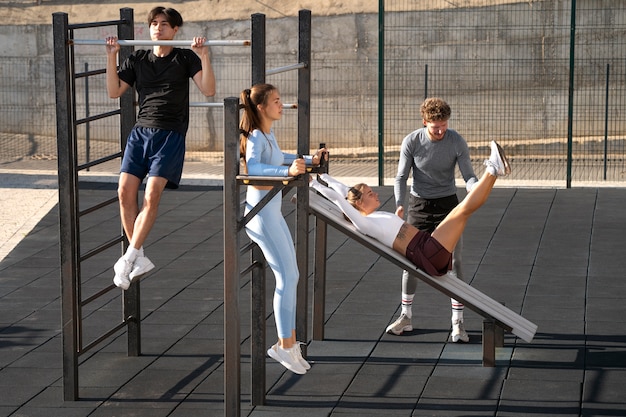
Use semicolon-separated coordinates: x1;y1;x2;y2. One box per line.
388;97;478;342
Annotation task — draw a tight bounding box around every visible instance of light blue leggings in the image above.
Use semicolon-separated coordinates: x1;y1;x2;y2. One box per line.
245;188;299;339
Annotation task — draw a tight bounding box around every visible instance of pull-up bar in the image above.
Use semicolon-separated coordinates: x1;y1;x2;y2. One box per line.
266;62;307;76
190;102;298;108
70;39;250;47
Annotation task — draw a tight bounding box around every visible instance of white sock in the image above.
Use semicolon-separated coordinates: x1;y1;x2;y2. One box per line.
451;298;464;322
123;246;141;262
401;293;414;318
485;162;498;177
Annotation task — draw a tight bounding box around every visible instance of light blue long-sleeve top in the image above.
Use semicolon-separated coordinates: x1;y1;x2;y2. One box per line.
245;128;313;176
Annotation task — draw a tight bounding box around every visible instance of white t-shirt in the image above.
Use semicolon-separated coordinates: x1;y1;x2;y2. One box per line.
310;174;404;248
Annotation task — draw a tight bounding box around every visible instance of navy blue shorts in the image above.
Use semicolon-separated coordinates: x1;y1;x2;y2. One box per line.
405;231;452;277
121;126;185;189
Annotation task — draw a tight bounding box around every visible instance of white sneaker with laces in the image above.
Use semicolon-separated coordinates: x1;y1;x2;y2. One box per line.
129;256;155;280
113;256;133;290
484;140;511;177
295;342;311;370
451;318;470;343
267;343;307;375
385;313;413;335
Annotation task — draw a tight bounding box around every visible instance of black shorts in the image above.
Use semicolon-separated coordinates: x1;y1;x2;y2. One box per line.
406;193;459;233
405;231;452;277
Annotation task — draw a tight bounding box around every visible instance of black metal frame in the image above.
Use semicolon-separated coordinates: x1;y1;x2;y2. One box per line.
53;8;137;401
222;10;313;416
55;7;314;415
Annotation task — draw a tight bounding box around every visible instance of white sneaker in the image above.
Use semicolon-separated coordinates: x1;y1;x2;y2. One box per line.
295;342;311;370
451;319;469;343
385;313;413;335
129;256;155;280
484;140;511;176
267;343;307;374
113;256;133;290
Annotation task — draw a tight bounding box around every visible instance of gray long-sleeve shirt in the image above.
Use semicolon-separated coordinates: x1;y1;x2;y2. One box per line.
394;127;478;206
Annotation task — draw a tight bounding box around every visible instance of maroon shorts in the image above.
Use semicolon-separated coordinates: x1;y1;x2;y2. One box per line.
405;231;452;277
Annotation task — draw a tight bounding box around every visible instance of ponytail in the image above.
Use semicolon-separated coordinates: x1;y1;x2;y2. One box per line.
239;83;277;172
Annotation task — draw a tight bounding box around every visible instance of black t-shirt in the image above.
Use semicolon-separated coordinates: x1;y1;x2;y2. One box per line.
118;48;202;135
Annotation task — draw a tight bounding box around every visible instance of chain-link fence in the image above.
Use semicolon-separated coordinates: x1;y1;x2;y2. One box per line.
1;1;624;185
383;0;626;184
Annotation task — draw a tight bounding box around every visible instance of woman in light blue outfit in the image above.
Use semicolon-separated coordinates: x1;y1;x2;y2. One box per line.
239;84;326;374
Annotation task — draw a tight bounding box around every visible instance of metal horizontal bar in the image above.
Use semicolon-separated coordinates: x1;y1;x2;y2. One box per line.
79;320;127;355
81;284;117;308
240;241;256;255
70;39;250;47
190;102;297;109
75;109;121;125
266;62;307;76
68;19;126;31
74;67;106;79
240;261;263;277
190;102;224;108
79;236;124;263
78;196;119;217
77;152;122;172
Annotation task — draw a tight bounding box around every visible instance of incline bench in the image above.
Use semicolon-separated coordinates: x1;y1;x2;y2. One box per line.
306;189;537;367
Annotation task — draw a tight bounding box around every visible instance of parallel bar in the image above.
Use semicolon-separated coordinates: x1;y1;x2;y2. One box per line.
266;62;306;76
71;39;250;47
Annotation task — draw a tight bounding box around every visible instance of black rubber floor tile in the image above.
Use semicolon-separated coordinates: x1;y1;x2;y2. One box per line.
501;378;582;402
506;366;584;382
333;395;418;416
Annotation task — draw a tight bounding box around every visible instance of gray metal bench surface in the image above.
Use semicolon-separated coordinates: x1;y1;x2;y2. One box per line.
306;189;537;366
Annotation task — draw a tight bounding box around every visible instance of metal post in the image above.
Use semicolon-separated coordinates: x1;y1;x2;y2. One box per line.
223;97;241;417
84;62;90;170
482;319;496;367
118;7;136;152
603;63;610;180
312;217;328;340
424;64;428;100
566;0;577;188
250;245;266;406
54;11;81;402
377;0;385;186
114;7;142;357
251;13;266;85
295;9;312;355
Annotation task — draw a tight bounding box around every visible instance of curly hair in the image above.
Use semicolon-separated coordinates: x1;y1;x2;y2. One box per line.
420;97;451;122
